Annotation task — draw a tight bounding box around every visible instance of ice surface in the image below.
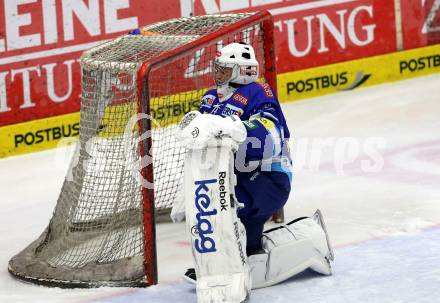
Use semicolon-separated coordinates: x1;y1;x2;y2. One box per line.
67;227;440;303
1;74;439;302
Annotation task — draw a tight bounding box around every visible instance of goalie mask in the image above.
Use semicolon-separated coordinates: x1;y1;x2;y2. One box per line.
214;42;259;86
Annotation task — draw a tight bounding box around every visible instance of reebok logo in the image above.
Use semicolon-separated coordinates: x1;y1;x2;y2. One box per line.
218;171;228;212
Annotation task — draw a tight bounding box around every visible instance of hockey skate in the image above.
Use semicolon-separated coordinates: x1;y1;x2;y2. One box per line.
183;268;197;284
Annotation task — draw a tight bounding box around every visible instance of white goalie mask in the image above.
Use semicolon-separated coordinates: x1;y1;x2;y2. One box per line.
213;42;259;86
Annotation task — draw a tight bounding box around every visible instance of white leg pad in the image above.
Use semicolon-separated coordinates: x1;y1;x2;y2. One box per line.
198;272;251;303
184;144;251;303
250;215;333;289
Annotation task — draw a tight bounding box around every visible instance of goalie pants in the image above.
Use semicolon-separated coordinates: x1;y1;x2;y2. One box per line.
235;170;291;255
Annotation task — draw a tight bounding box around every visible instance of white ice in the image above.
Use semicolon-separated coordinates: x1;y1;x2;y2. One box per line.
1;74;439;302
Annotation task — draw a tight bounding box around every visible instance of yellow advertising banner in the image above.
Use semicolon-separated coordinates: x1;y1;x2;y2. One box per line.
277;44;440;102
0;112;80;158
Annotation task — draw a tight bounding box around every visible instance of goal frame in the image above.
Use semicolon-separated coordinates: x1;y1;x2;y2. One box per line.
7;11;278;289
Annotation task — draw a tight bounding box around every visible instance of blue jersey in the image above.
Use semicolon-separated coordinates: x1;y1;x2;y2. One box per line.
199;82;292;181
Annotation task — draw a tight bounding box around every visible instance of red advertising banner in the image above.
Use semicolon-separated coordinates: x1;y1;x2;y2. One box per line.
193;0;397;73
0;0;399;128
0;0;181;127
400;0;440;50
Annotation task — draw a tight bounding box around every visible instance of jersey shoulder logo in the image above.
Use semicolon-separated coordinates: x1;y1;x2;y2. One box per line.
201;94;216;108
258;83;274;98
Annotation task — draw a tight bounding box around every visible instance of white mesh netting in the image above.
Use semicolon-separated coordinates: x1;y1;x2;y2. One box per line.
8;12;272;287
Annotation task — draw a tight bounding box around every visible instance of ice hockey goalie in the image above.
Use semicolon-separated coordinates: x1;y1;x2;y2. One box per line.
172;42;334;303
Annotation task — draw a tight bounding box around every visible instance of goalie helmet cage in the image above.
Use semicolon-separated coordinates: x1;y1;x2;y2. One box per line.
8;11;277;288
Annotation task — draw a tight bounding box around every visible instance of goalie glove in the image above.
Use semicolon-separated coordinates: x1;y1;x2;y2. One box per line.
171;111;247;223
175;111;247;150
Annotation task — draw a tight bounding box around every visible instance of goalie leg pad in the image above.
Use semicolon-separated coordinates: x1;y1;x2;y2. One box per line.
184;146;251;303
197;273;250;303
250;214;333;289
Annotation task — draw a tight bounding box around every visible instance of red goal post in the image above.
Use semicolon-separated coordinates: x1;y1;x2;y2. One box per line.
8;11;277;288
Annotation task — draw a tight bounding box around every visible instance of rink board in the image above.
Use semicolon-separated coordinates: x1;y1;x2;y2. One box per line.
1;44;439;158
0;112;80;158
278;43;440;102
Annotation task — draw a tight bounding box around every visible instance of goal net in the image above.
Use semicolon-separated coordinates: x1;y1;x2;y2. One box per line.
8;11;276;288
